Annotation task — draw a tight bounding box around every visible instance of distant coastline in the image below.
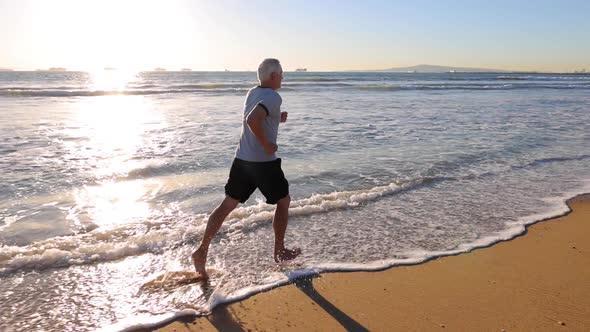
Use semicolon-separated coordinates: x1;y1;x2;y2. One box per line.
350;64;585;74
355;64;509;73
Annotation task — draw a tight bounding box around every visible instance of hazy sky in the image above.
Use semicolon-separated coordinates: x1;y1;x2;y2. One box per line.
1;0;589;72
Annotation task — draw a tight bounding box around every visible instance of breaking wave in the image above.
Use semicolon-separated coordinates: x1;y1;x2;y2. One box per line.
0;182;405;275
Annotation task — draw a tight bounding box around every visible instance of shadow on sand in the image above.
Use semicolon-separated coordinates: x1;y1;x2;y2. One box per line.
140;274;369;331
201;275;368;332
292;275;369;332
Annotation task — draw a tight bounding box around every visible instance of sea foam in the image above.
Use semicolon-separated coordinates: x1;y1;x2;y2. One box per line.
0;182;403;275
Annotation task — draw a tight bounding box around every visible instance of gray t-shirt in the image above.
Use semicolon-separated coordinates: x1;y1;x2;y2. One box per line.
235;86;282;162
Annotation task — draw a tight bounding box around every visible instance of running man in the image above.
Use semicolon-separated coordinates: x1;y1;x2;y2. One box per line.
192;58;301;279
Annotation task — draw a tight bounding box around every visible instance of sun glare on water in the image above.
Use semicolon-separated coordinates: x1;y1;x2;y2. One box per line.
89;69;138;92
61;76;168;228
26;0;203;228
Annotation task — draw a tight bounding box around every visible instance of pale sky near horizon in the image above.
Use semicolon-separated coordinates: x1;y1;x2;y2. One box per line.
1;0;589;72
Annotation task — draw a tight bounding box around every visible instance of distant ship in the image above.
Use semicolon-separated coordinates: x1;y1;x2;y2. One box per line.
295;68;307;72
0;68;13;71
181;68;192;72
224;69;231;72
154;67;166;72
49;67;67;72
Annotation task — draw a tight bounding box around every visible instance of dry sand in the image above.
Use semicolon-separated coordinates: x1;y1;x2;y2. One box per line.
148;194;590;331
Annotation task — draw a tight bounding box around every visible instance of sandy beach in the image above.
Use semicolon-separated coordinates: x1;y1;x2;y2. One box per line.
147;194;590;331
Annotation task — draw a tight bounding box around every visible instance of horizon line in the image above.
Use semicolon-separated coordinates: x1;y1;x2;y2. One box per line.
0;68;586;74
1;63;587;74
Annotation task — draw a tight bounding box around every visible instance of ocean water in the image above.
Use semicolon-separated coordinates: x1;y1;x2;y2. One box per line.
1;70;589;331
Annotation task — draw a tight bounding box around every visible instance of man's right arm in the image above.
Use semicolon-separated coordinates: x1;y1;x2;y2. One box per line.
246;105;277;155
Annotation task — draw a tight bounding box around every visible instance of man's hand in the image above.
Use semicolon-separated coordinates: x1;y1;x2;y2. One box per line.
280;111;288;123
263;142;278;155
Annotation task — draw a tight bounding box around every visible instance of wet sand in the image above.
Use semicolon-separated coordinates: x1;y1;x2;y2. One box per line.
148;194;590;331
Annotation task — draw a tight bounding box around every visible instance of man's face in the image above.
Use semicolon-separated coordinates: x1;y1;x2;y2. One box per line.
271;68;283;90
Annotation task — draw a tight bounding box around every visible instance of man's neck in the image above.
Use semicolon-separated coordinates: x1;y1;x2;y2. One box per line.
259;81;275;90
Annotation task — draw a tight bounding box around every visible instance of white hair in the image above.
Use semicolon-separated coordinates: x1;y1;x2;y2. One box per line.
257;58;282;82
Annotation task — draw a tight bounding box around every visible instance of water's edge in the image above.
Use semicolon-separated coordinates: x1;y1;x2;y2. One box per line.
103;187;590;332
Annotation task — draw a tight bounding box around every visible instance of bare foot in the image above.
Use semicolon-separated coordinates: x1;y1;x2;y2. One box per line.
274;247;301;263
192;248;209;280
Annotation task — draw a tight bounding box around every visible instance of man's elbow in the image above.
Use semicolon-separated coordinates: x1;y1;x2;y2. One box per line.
246;108;263;128
246;115;257;129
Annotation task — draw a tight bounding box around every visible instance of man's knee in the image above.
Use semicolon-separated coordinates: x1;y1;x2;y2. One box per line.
276;195;290;209
220;196;240;212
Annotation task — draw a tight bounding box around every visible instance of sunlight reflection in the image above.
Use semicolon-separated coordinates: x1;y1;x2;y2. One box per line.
89;69;138;92
63;94;165;179
60;74;170;228
72;180;162;229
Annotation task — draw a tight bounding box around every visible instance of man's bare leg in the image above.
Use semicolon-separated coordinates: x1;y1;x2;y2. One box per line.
192;196;240;278
273;195;301;262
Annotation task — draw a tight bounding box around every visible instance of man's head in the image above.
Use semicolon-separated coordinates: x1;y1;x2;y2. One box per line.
257;58;283;90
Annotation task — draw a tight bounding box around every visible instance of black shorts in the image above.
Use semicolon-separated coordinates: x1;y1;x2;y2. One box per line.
224;158;289;204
